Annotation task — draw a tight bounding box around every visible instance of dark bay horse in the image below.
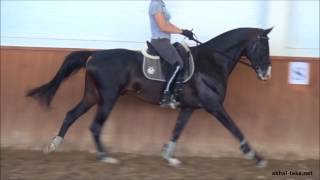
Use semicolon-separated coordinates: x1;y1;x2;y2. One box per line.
27;27;272;167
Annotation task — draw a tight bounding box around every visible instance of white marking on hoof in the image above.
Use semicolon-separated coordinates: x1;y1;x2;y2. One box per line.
256;160;268;168
43;136;63;154
100;157;120;164
243;149;255;160
168;158;181;167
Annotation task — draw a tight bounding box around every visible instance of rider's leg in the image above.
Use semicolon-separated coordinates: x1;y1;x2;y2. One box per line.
150;39;183;106
161;63;181;105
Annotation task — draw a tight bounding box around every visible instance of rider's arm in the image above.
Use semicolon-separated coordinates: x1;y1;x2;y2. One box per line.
154;12;182;34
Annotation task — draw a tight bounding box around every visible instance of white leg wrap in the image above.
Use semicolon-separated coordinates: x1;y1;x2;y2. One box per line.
162;141;182;166
162;141;176;160
243;149;256;160
44;136;63;154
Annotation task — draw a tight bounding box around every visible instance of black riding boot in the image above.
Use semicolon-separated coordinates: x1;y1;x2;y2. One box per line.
160;65;181;108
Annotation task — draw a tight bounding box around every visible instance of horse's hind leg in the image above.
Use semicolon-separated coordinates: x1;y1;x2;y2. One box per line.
44;73;98;153
89;90;120;164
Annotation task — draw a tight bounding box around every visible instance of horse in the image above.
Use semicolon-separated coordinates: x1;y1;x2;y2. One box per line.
27;27;273;167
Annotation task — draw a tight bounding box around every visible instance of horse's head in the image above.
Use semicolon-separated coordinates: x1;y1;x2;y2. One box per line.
244;28;273;81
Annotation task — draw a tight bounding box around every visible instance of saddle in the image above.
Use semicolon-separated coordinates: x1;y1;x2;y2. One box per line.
141;42;194;83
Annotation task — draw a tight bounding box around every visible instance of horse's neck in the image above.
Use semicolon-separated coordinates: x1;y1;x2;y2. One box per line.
220;47;244;76
196;41;245;77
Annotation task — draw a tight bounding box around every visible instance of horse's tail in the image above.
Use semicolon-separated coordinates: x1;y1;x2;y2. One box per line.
26;50;93;107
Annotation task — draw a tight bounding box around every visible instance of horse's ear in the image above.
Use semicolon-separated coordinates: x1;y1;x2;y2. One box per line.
263;27;273;35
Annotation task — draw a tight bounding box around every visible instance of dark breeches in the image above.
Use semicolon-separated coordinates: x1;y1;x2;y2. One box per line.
151;38;184;68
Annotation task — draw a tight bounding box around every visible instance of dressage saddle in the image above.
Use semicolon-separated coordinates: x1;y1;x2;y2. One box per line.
142;41;194;83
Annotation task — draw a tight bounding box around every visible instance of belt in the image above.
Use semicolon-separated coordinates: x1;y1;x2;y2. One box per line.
151;37;170;40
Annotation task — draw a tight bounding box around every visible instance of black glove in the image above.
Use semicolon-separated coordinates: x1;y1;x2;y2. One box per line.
181;29;194;40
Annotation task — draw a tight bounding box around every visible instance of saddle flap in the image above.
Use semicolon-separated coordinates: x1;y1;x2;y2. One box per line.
173;42;190;63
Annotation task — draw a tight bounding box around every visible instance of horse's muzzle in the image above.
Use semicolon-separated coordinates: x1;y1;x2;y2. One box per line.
257;66;272;81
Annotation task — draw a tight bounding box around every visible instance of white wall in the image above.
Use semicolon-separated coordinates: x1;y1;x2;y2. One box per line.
1;0;319;57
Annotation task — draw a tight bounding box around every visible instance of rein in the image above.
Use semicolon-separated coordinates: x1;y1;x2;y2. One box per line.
189;36;253;68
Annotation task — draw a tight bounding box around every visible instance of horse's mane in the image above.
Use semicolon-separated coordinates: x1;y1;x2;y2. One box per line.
201;28;263;50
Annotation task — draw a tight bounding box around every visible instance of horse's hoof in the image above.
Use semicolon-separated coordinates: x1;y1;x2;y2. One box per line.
100;157;120;164
168;158;181;167
43;136;63;154
43;143;55;154
256;159;268;168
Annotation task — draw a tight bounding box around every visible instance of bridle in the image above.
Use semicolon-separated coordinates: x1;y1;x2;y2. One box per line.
245;35;270;70
188;33;269;70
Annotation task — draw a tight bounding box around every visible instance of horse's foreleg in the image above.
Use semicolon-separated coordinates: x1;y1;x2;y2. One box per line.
205;104;267;168
162;107;194;166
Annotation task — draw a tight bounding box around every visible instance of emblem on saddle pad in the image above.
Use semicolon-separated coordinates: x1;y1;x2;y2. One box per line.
147;66;156;75
141;42;194;83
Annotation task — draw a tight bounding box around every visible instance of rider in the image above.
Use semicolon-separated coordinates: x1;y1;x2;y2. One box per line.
149;0;194;107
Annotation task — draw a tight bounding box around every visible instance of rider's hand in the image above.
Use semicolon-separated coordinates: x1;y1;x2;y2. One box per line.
181;29;194;40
